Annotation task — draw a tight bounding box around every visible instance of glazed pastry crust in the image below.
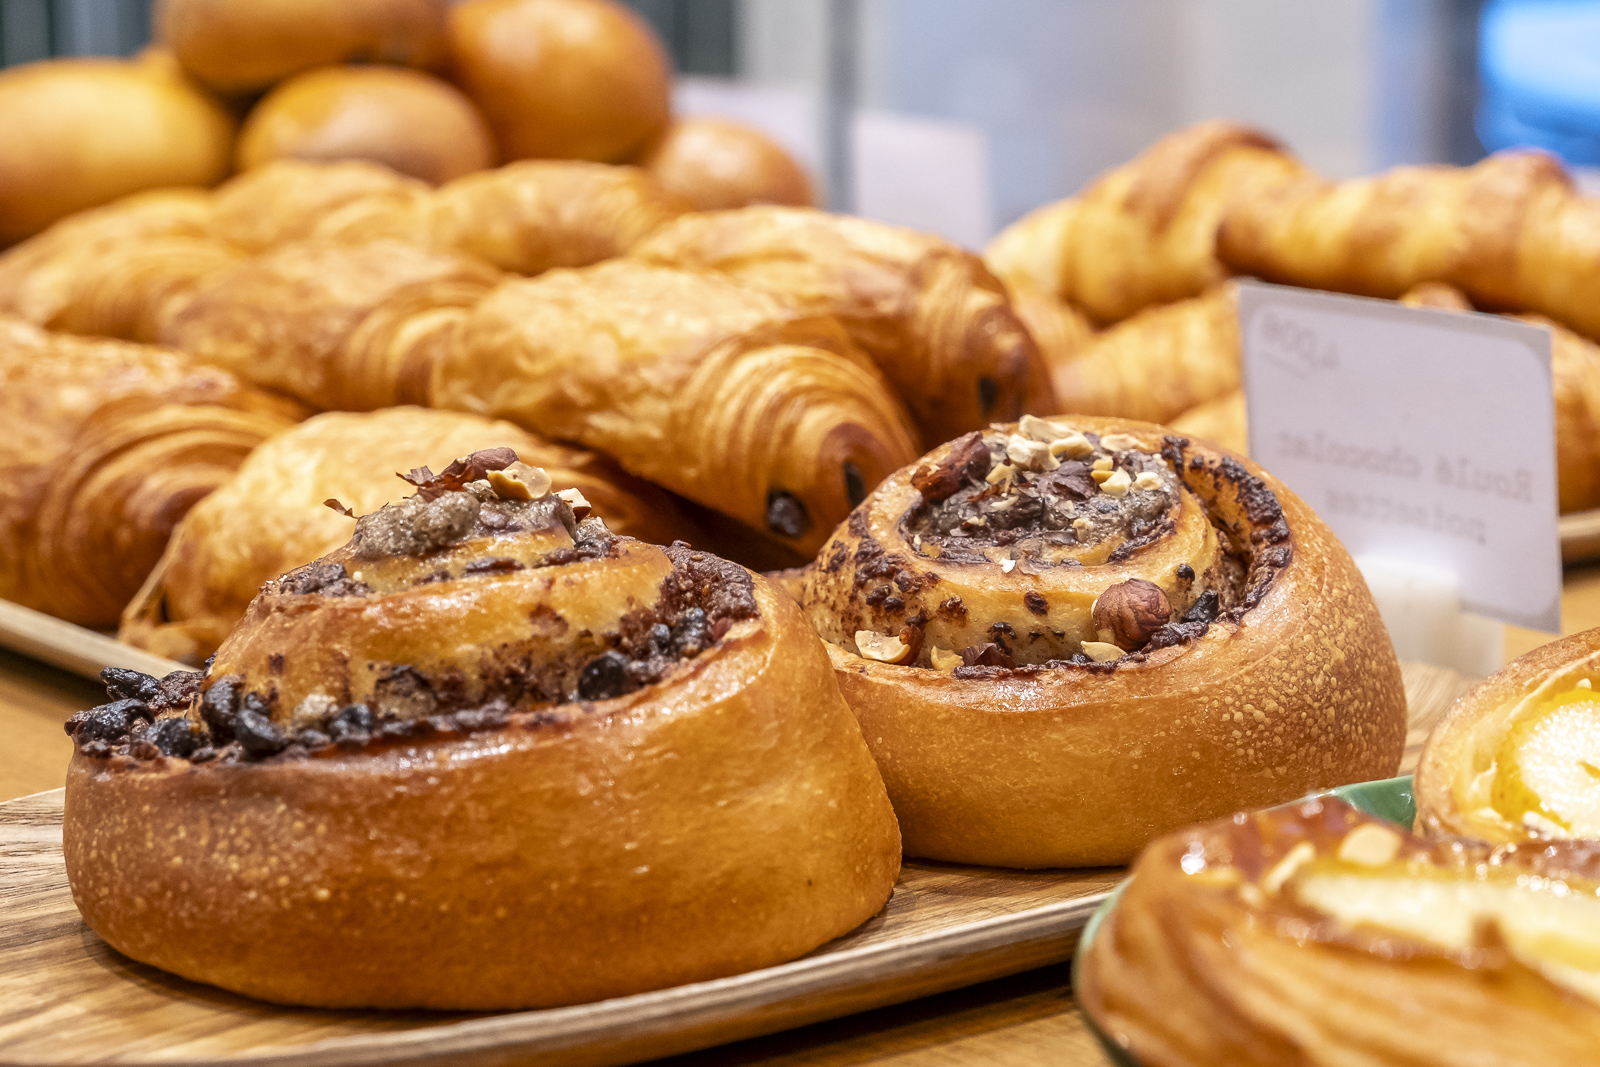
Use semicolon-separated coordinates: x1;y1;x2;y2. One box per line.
436;259;919;555
120;407;702;664
68;536;901;1009
984;121;1303;325
160;238;501;410
0;189;218;331
1218;148;1600;342
797;416;1405;867
1415;627;1600;844
630;206;1047;445
1081;798;1600;1067
1050;283;1238;425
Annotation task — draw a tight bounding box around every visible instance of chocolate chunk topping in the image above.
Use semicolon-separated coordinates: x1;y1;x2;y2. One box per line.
234;697;288;757
766;490;811;539
463;557;526;574
400;447;521;501
73;699;149;744
1182;589;1221;624
277;561;371;598
101;667;161;703
147;717;203;758
577;650;635;702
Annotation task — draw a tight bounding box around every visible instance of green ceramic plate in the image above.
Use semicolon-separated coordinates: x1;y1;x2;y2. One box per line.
1070;775;1415;1066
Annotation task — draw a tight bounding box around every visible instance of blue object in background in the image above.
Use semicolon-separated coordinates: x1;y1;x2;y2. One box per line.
1480;0;1600;165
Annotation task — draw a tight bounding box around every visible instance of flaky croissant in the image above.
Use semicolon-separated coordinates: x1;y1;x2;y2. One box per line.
991;282;1094;415
435;259;920;556
121;406;703;664
160;238;501;410
629;206;1047;446
1048;282;1239;425
67;454;901;1009
313;159;689;275
792;415;1404;866
1218;148;1600;341
0;188;220;334
1081;796;1600;1066
0;317;303;627
208;158;428;253
984;121;1304;325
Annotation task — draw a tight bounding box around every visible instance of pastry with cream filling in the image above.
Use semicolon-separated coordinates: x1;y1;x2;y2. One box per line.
1081;796;1600;1066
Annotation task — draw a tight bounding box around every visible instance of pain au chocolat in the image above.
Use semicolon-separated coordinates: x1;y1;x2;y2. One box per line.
63;449;900;1010
793;416;1406;867
1080;797;1600;1066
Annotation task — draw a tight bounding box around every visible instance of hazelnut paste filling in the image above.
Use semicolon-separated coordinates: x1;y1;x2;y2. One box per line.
68;449;758;766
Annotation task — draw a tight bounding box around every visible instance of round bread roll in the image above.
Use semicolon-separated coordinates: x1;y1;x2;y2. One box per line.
1081;795;1600;1066
793;415;1407;867
66;452;901;1009
1415;627;1600;844
237;66;494;185
447;0;671;163
640;117;816;211
0;57;233;246
158;0;449;95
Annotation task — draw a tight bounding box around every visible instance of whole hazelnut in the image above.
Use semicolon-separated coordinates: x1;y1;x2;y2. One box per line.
1091;578;1171;650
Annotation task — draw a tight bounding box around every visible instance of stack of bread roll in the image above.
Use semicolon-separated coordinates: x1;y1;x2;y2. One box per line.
0;0;816;248
987;120;1600;515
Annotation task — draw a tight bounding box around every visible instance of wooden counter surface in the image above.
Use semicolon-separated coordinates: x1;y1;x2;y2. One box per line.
5;564;1597;1066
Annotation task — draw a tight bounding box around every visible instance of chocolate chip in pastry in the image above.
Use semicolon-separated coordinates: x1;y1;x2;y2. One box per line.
795;415;1406;867
66;451;901;1009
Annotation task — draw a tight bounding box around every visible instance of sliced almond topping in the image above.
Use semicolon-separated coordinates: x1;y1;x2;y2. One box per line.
986;462;1017;486
929;646;963;672
487;462;553;502
1092;456;1114;472
1263;841;1317;893
1090;469;1113;485
1072;517;1093;535
1099;432;1143;453
1100;469;1132;497
556;487;592;518
1001;558;1016;573
1132;471;1163;491
990;498;1015;511
1336;824;1402;867
856;630;912;664
1081;640;1123;663
1049;433;1093;459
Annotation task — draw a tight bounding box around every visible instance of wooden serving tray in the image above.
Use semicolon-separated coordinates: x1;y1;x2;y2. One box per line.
0;788;1118;1067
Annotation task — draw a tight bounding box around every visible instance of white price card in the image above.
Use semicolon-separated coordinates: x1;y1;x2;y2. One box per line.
1238;281;1560;633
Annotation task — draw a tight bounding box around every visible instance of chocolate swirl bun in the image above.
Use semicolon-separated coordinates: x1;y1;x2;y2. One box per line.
63;450;900;1010
1081;797;1600;1066
795;416;1406;867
